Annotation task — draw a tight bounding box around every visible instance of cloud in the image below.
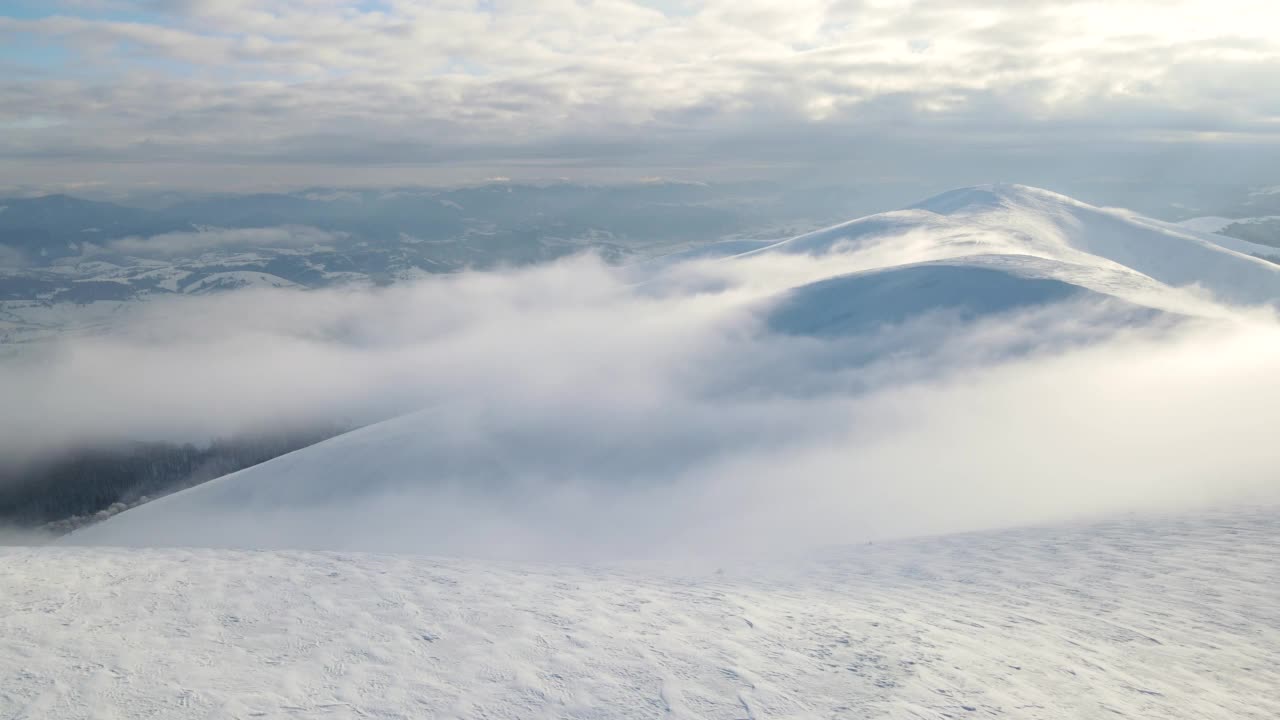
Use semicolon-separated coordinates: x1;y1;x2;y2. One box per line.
3;248;1277;560
2;1;1279;188
106;225;342;255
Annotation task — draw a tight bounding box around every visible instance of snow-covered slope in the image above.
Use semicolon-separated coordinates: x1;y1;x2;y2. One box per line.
1177;215;1280;255
182;270;301;294
766;259;1082;336
764;256;1162;337
747;184;1280;310
630;184;1280;341
11;509;1280;719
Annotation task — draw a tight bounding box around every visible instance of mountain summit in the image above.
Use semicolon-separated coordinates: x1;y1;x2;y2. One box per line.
752;184;1280;309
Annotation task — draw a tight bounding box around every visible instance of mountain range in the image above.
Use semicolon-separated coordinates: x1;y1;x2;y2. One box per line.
0;183;849;344
5;182;1278;346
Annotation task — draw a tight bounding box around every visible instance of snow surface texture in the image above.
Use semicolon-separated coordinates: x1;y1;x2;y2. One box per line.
7;510;1280;719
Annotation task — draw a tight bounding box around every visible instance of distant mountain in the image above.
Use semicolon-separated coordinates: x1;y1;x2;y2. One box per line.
1178;215;1280;253
755;184;1280;314
0;182;832;265
0;194;183;261
0;182;847;344
1173;184;1280;255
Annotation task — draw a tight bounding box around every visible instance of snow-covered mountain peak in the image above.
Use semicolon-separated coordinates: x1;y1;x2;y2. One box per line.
908;183;1088;216
742;184;1280;310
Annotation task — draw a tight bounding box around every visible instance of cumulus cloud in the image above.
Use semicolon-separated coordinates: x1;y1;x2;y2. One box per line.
2;1;1279;188
214;314;1280;561
3;248;1277;560
106;225;342;255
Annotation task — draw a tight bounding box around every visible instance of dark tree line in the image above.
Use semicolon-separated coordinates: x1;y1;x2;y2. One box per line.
0;425;346;532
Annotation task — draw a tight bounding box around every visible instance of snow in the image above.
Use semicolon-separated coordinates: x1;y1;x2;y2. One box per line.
183;271;299;294
1179;216;1239;233
148;268;193;292
747;184;1280;308
7;509;1279;719
1156;218;1280;260
766;259;1094;337
0;299;143;346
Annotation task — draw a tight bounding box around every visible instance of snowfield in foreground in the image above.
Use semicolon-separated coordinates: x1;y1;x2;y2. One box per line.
5;508;1278;719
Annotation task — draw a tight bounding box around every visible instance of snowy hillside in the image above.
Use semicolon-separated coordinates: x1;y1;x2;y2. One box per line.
629;184;1280;342
744;184;1280;311
9;509;1280;719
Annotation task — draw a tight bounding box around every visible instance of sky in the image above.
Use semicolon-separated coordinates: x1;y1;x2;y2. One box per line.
2;0;1280;191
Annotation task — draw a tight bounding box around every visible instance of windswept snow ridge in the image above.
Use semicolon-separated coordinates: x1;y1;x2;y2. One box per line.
749;184;1280;309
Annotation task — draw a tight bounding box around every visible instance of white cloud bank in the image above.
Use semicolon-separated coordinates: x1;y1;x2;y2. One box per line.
1;247;1274;560
107;226;341;255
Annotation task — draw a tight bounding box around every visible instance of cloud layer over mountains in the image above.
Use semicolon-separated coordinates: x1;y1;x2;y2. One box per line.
11;184;1274;558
